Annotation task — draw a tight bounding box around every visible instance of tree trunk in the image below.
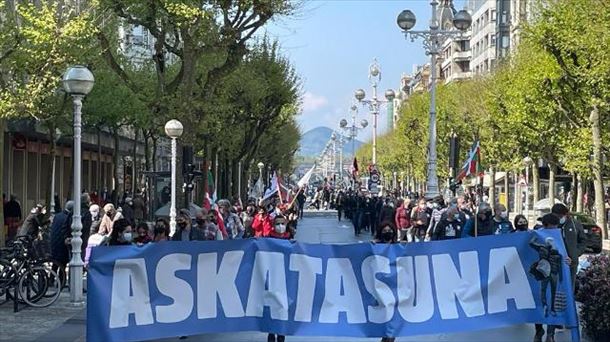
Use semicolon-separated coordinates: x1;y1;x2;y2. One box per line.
570;173;577;212
143;128;151;172
97;128;102;192
576;174;584;213
132;128;139;194
0;118;5;246
47;125;57;210
152;136;158;172
532;164;540;202
113;128;120;199
590;105;607;238
504;170;510;213
548;163;556;203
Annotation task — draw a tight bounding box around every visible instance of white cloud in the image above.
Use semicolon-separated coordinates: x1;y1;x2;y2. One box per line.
302;92;329;112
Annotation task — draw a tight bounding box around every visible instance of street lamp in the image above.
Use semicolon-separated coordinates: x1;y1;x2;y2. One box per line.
257;162;264;197
397;1;472;198
63;65;94;305
354;59;395;166
165;119;183;237
339;105;368;158
523;156;534;219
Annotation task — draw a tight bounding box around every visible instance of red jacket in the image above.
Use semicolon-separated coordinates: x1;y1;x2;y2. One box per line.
252;214;273;237
395;204;411;229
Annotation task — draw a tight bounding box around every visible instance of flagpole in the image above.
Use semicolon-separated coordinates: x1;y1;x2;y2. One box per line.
475;175;479;237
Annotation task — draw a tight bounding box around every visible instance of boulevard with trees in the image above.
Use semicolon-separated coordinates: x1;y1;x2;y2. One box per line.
0;0;303;242
357;0;610;237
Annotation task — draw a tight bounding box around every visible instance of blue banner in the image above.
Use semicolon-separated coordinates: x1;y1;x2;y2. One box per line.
87;230;579;342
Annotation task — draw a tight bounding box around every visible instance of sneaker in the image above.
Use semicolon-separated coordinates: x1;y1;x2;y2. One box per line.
545;335;555;342
534;332;544;342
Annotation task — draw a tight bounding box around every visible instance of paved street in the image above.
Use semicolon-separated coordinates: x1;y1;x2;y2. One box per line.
0;210;588;341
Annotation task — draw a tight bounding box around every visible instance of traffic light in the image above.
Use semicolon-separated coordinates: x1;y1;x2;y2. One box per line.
182;145;194;175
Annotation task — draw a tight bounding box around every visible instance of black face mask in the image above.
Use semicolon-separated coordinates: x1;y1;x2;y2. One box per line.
381;231;394;242
195;219;205;225
178;222;187;228
516;224;528;231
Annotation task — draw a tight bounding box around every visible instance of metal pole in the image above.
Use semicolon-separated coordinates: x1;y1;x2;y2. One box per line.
425;1;440;199
169;137;177;236
50;154;56;214
69;95;84;305
339;135;344;187
525;166;530;220
372;83;378;165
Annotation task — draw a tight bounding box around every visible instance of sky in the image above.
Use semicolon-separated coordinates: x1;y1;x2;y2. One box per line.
265;0;468;142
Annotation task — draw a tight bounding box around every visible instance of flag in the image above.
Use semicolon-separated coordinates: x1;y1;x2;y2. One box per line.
262;172;279;201
351;157;359;179
456;140;484;182
202;170;215;210
297;164;315;188
249;177;264;199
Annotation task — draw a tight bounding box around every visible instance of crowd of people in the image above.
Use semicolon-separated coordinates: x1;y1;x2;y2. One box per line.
4;179;588;342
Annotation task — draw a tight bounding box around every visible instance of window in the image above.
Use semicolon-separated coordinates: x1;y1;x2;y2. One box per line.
491;10;496;21
502;36;510;48
491;35;497;46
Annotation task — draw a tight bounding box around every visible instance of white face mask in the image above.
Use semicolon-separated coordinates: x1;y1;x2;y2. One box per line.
274;224;286;234
453;214;460;220
123;232;133;242
559;216;567;225
500;211;508;218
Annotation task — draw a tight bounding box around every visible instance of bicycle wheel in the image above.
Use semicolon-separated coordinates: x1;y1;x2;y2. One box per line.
36;260;66;297
17;267;48;305
0;259;18;299
20;267;61;307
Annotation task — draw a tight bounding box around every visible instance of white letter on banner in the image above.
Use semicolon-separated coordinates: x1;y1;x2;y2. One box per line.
109;258;154;328
487;247;535;314
197;251;245;319
319;258;366;324
432;252;486;319
289;254;322;322
396;256;434;323
245;251;289;320
361;255;395;323
155;253;194;323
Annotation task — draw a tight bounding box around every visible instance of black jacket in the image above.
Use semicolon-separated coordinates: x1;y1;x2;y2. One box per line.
432;218;463;240
559;217;586;263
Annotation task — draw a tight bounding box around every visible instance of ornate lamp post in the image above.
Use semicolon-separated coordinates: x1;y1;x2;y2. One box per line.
339;105;369;159
354;59;395;166
397;1;472;198
63;65;94;305
165;119;183;236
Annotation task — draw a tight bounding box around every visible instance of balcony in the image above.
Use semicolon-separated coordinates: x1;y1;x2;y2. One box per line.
453;50;470;61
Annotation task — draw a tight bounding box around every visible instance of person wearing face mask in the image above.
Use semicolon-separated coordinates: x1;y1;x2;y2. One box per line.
260;214;290;342
395;198;412;242
492;204;514;234
462;202;494;237
241;205;256;238
410;198;431;242
153;218;170;242
191;208;218;241
550;203;585;290
372;221;397;342
252;206;273;237
98;203;117;236
432;207;463;240
218;199;244;239
172;210;195;241
134;222;152;245
107;219;134;246
513;214;529;232
269;215;292;239
426;196;446;241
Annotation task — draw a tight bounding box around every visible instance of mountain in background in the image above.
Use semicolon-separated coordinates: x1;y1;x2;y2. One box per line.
298;126;364;157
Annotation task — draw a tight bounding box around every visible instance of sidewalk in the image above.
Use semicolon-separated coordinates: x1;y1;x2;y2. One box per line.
0;292;86;342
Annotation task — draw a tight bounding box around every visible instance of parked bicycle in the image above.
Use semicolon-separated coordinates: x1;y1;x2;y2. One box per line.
0;235;64;307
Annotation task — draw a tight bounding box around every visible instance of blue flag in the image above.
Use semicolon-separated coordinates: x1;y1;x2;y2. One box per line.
87;230;580;342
